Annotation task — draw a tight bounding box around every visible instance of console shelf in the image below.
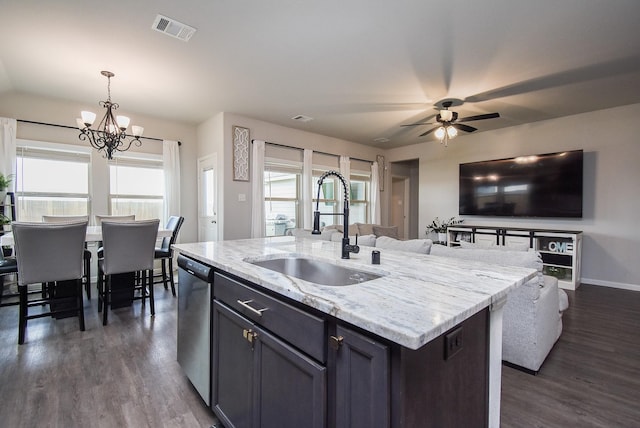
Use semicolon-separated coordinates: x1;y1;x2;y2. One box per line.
447;225;582;290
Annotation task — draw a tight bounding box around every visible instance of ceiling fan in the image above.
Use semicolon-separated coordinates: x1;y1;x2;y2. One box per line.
402;98;500;144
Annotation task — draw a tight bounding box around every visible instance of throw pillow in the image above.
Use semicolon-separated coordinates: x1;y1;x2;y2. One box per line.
330;233;376;246
372;225;399;239
375;236;433;254
356;223;375;236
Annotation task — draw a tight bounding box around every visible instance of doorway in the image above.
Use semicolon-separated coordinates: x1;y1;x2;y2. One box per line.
391;176;410;240
197;154;218;241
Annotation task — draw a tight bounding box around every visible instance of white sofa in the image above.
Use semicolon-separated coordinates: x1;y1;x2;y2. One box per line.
430;244;567;373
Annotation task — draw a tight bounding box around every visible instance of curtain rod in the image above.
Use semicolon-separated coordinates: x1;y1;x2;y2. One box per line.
252;139;373;164
17;119;181;145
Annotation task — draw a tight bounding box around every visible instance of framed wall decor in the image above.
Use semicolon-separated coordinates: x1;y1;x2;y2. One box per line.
232;125;250;181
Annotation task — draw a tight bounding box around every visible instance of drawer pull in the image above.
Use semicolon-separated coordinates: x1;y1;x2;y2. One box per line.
237;299;268;317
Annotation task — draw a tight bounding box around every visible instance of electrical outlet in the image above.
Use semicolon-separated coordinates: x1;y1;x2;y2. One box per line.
444;327;463;360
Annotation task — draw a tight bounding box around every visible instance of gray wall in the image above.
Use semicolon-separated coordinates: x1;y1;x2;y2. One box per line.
387;103;640;291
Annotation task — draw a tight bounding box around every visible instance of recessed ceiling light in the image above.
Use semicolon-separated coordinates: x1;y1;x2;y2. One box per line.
291;115;313;122
152;14;196;42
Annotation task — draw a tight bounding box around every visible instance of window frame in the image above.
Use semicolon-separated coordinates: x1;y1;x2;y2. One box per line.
263;158;302;237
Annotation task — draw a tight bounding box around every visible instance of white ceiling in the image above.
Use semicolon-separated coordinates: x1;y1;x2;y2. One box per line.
1;0;640;149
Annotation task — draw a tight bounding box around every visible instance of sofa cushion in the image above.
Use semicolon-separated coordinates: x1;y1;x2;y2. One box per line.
330;233;377;247
329;224;360;236
375;236;432;254
372;225;399;239
356;222;375;236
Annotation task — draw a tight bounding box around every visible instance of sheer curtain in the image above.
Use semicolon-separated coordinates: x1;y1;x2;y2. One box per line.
339;155;350;214
0;118;17;192
251;140;265;238
302;149;313;229
370;161;381;224
162;140;181;222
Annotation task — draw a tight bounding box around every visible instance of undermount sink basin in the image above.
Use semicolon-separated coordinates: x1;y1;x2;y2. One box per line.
249;256;382;286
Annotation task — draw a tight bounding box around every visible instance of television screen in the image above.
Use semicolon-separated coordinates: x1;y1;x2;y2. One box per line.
459;150;583;218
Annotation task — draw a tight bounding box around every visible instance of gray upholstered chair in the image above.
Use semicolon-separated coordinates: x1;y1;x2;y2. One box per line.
12;220;88;344
97;219;160;325
42;215;92;300
94;214;135;225
153;215;184;297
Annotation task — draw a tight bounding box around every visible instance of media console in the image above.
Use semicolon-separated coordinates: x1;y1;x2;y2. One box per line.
447;225;582;290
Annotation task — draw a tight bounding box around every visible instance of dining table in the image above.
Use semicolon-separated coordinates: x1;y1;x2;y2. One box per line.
0;225;173;247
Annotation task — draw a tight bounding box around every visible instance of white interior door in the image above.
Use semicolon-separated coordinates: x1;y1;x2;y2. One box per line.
198;154;218;242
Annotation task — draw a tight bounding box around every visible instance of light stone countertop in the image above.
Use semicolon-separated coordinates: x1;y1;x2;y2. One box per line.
173;237;537;350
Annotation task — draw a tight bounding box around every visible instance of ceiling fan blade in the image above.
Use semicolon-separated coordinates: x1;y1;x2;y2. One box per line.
452;123;477;133
457;112;500;122
401;122;435;127
419;127;439;137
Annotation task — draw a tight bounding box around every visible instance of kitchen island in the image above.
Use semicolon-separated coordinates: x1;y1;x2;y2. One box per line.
173;237;537;428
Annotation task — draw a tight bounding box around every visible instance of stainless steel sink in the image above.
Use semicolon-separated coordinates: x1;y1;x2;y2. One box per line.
249;257;382;286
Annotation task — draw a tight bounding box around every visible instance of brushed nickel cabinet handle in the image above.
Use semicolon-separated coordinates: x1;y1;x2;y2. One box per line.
237;299;268;317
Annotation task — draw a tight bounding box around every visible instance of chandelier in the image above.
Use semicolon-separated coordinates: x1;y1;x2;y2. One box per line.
76;71;144;160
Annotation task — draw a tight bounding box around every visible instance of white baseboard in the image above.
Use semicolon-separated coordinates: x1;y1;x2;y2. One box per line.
581;277;640;292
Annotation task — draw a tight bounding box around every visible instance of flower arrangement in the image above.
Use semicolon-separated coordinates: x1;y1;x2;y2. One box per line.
0;173;13;192
426;216;464;234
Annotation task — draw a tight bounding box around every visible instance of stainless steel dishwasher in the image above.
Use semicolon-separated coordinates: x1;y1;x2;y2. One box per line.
177;254;214;406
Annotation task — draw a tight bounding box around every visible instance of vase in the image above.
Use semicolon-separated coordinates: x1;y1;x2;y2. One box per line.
438;232;447;243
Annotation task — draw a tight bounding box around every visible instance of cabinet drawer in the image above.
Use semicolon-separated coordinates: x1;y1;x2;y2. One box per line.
214;272;326;363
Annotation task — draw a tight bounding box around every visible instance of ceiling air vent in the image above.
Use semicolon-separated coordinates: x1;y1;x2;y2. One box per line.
292;115;313;122
152;14;196;42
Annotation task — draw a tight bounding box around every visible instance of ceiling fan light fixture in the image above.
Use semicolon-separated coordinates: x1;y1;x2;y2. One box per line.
447;125;458;138
435;126;446;140
440;110;454;122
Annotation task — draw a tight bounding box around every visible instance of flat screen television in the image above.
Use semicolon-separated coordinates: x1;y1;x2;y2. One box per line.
459;150;583;218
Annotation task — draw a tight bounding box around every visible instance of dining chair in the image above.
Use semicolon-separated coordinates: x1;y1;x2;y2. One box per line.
153;216;184;297
94;214;135;225
0;248;19;307
97;219;160;326
42;215;92;300
12;220;88;344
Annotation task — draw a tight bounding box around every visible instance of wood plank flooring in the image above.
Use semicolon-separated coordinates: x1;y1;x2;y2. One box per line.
1;281;638;427
501;284;640;427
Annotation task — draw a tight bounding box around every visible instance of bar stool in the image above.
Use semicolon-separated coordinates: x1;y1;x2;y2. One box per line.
153;216;184;296
12;220;88;344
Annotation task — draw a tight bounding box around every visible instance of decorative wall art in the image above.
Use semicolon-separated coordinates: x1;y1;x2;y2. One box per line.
232;126;250;181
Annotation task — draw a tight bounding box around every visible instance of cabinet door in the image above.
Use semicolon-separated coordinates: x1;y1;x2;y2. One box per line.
256;328;326;428
212;301;255;428
334;325;389;428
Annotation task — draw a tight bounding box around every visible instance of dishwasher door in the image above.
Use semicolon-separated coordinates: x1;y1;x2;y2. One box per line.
177;255;214;406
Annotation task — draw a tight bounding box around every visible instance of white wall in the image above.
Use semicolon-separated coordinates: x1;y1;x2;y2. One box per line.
197;113;384;240
0;91;200;243
387;103;640;290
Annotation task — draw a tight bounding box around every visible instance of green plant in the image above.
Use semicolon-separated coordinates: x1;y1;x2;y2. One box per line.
0;214;11;226
0;173;13;191
426;216;464;234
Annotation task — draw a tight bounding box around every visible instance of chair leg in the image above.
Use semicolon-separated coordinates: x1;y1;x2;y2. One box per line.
84;257;91;300
102;276;110;326
97;267;103;312
77;279;85;331
161;259;169;290
18;284;27;345
148;269;155;316
168;257;176;297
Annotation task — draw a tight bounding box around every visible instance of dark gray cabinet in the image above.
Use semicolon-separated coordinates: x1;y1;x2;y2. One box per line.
212;299;326;428
333;325;389;428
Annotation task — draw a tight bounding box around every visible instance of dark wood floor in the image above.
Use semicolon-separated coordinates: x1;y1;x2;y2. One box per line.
0;282;218;428
1;281;638;427
501;284;640;427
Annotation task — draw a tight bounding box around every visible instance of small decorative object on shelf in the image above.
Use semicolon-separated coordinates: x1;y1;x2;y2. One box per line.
426;216;464;243
0;214;11;232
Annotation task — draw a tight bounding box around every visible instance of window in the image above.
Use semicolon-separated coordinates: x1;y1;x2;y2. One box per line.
312;169;371;227
16;144;90;221
264;161;300;236
109;154;164;222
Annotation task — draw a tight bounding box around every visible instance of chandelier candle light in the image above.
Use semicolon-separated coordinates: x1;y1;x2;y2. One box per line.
77;71;144;159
